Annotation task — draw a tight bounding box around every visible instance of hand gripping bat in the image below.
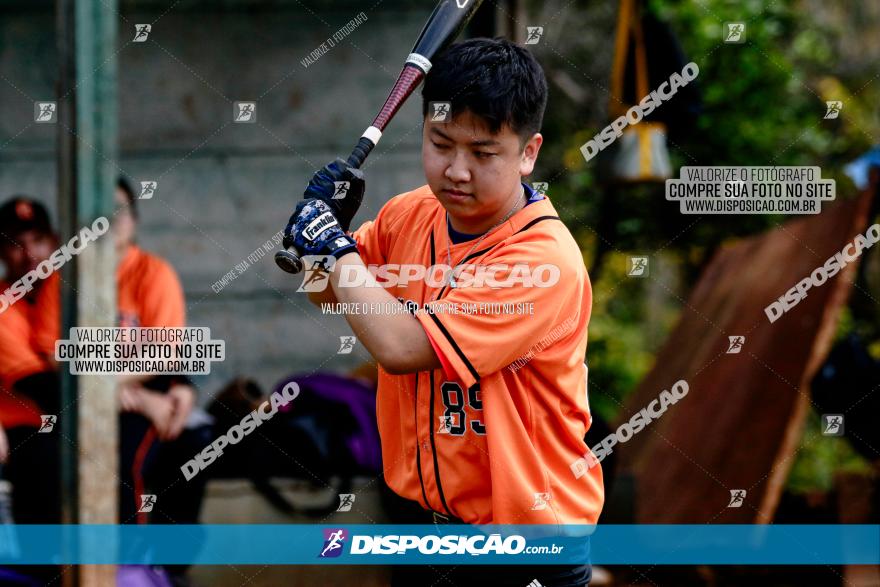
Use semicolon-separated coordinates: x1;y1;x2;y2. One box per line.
275;0;486;274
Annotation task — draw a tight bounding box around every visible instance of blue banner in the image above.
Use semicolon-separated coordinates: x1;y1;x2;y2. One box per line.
0;524;876;565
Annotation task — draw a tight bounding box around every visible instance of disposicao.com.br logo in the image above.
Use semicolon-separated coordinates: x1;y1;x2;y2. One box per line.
298;256;561;293
318;530;548;557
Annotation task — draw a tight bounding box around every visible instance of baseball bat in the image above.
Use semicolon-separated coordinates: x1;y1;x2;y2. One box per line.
275;0;486;274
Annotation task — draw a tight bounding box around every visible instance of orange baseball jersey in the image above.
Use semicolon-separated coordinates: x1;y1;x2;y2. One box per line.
0;272;59;428
352;184;604;524
0;245;185;428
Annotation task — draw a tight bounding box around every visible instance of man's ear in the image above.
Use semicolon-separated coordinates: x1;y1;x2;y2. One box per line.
519;132;543;177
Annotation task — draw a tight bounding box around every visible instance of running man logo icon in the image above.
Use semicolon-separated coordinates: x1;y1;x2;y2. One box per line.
35;102;57;123
531;492;551;511
628;256;649;277
38;415;57;433
822;414;844;436
297;255;336;292
525;27;544;45
727;336;745;354
437;415;454;434
138;494;157;513
430;102;451;122
531;182;549;195
570;458;587;479
332;181;350;200
527;580;544;587
824;101;843;119
234;102;256;123
724;23;746;43
727;489;746;508
337;336;357;355
139;181;157;199
133;24;151;42
336;494;355;512
319;529;347;558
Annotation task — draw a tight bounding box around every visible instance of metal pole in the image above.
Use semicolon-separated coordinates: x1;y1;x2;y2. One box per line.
55;0;78;529
56;0;118;583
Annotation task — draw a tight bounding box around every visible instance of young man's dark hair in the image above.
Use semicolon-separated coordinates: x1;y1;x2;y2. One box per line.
117;176;138;219
421;36;548;147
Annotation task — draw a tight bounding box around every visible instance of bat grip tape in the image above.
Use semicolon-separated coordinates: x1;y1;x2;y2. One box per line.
346;134;377;169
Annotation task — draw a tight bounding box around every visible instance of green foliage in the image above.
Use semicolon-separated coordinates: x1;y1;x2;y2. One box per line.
538;0;879;253
786;410;872;495
531;0;880;491
585;251;659;421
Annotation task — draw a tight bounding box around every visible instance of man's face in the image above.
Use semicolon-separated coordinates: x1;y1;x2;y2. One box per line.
0;229;56;282
112;187;136;253
422;108;543;233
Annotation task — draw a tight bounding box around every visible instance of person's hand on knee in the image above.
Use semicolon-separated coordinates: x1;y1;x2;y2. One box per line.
0;422;8;464
119;384;175;440
165;384;195;441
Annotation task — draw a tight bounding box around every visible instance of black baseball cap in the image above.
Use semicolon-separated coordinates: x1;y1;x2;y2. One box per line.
0;197;53;241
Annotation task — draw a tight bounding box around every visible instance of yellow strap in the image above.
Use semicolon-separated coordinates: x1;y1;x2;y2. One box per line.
609;0;633;116
632;1;649;99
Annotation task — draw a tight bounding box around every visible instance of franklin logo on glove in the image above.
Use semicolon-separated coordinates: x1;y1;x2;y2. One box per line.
304;211;340;241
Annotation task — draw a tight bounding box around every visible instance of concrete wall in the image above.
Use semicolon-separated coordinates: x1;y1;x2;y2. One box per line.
0;0;463;398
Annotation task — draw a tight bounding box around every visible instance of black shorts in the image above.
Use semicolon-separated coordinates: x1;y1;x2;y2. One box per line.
391;561;591;587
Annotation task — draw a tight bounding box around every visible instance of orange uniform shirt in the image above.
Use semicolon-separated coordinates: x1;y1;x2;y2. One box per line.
353;185;604;524
0;245;186;428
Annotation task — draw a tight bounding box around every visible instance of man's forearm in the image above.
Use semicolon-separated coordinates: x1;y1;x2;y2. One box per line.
329;252;441;374
307;285;337;306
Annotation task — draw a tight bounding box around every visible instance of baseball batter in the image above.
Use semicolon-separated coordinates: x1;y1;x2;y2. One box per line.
283;38;603;586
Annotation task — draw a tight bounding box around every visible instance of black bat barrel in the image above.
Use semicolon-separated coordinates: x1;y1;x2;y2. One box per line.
410;0;486;64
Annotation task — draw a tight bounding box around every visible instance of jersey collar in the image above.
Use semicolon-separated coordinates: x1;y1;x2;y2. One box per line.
432;187;559;253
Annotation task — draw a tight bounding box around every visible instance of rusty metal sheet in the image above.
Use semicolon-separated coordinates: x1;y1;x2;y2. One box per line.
615;191;874;523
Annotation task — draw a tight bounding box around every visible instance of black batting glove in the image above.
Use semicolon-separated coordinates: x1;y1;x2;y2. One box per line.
303;158;365;232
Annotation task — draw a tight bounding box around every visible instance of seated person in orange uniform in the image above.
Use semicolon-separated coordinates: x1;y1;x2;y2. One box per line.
0;183;208;536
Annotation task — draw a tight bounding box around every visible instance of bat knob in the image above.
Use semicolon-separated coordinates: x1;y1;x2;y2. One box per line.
275;249;303;274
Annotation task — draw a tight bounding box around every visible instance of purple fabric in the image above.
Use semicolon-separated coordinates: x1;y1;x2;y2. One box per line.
272;373;381;474
0;569;40;586
117;565;173;587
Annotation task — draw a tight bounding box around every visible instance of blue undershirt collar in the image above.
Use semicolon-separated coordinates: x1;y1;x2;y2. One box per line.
446;182;544;244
